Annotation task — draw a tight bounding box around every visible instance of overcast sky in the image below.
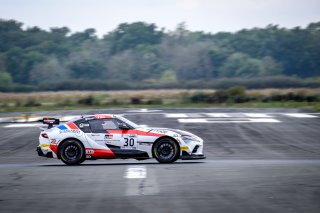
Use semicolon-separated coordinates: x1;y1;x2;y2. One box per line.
1;0;320;36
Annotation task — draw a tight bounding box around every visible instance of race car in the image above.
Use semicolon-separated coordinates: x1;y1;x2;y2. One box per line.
37;114;205;165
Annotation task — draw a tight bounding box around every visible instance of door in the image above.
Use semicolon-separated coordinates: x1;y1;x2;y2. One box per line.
87;118;137;149
87;118;122;147
86;118;147;158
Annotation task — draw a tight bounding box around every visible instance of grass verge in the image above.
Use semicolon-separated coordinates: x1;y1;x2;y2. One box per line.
1;88;319;113
0;102;319;113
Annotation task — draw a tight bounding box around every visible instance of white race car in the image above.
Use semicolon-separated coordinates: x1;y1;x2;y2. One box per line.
37;114;205;165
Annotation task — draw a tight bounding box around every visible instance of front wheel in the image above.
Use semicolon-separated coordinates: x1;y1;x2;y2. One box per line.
59;140;85;165
153;138;179;163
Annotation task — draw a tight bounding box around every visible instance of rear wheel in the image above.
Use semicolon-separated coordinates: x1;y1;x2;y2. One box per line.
59;140;85;165
153;138;179;163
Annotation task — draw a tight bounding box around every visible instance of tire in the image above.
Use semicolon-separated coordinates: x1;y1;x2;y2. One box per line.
153;138;179;163
59;140;85;165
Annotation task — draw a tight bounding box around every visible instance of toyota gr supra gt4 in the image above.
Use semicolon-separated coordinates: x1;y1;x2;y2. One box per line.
37;114;205;165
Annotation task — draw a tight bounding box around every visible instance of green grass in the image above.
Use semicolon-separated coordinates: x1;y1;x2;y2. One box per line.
1;101;320;113
1;89;320;113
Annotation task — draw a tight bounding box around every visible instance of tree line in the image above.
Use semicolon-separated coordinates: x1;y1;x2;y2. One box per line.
0;19;319;91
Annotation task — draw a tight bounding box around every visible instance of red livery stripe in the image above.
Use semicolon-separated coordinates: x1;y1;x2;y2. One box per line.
135;130;165;137
106;129;165;137
66;122;79;130
50;144;58;154
87;148;115;158
106;129;129;134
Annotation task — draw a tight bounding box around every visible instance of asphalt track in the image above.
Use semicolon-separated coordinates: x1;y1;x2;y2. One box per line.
0;108;320;213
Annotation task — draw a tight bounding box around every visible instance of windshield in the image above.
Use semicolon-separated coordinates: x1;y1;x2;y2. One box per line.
118;116;139;128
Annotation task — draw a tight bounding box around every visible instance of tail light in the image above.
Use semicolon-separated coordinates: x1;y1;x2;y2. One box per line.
41;133;49;138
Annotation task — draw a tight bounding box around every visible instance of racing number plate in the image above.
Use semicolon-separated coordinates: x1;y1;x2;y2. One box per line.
121;135;137;149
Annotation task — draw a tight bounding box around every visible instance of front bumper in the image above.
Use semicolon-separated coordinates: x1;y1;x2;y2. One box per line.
180;151;206;160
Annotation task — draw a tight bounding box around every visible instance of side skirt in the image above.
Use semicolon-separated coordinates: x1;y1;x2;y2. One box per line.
107;144;150;159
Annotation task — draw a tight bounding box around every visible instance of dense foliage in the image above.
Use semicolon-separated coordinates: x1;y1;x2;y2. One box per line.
0;19;319;91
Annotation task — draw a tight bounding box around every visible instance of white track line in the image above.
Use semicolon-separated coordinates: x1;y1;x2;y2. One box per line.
248;118;281;123
243;113;273;118
126;109;162;113
165;113;188;118
178;118;207;123
124;166;147;179
0;118;9;122
24;117;43;122
13;117;43;122
178;118;281;123
205;113;231;117
4;123;43;128
284;113;318;118
125;166;159;196
60;115;81;121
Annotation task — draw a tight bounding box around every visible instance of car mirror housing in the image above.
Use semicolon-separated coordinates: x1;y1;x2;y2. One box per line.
119;123;130;130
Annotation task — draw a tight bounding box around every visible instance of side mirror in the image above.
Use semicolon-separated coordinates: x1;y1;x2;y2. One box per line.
119;123;130;130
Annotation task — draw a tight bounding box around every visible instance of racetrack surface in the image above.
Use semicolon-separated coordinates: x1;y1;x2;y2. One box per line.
0;108;320;213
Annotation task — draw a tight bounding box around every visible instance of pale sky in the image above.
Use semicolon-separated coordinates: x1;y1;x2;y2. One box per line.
0;0;320;36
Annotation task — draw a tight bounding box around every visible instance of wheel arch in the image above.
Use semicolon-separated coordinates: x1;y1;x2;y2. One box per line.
151;136;180;158
57;137;85;159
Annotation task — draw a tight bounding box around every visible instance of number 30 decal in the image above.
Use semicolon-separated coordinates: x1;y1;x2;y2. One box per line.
124;138;135;146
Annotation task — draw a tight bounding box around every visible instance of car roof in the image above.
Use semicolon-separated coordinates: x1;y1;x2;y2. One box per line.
81;114;117;120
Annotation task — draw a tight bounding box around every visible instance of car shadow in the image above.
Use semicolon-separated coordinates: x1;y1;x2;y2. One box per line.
39;161;206;167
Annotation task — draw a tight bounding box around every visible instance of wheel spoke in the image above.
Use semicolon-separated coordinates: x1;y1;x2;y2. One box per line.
64;144;80;160
154;139;178;163
157;142;174;160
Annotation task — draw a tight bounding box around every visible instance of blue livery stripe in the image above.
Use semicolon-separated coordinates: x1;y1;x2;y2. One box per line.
57;125;68;130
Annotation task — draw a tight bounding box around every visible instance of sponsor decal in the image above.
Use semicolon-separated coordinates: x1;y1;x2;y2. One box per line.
154;130;168;134
95;114;113;119
105;134;113;139
86;149;94;154
88;149;115;158
105;139;118;142
50;139;58;144
79;123;89;128
138;142;152;146
120;134;136;138
95;139;107;142
59;129;81;134
75;130;84;137
121;146;137;150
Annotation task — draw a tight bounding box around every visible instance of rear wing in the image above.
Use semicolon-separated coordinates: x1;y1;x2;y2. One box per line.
41;118;60;129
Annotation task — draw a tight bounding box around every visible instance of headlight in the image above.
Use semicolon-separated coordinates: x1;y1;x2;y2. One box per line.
181;135;200;143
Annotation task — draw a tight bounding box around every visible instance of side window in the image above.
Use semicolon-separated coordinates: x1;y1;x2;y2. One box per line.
74;119;91;133
89;119;119;133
